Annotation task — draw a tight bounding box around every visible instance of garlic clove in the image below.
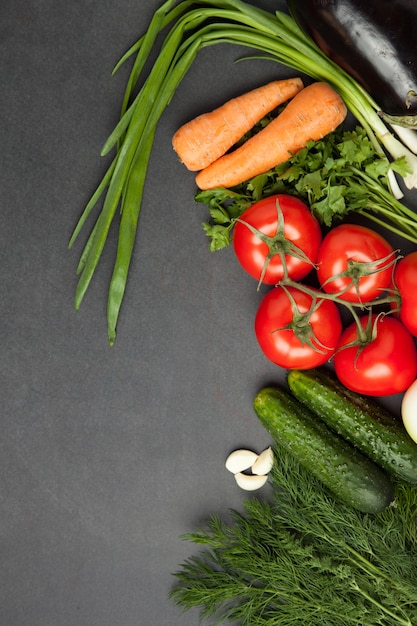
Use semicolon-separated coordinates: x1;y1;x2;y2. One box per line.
234;472;269;491
251;446;274;476
225;449;259;474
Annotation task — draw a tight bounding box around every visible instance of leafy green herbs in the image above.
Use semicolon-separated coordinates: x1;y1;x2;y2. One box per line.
197;125;417;252
171;444;417;625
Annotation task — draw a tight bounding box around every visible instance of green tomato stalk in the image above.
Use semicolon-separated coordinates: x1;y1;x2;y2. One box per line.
236;198;401;354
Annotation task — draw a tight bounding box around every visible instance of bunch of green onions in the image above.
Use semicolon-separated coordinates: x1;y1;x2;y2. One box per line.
69;0;417;345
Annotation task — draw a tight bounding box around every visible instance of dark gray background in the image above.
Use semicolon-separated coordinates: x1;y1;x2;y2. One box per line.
1;1;411;625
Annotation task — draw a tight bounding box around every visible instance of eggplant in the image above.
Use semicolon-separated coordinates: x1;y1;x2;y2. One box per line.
286;0;417;127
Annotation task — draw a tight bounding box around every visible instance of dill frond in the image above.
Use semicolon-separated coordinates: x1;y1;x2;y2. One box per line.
171;444;417;625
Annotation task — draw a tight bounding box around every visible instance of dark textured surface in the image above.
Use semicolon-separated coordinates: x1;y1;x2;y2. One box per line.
0;1;411;625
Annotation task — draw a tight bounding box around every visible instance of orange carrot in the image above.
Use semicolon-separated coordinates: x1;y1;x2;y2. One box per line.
172;77;304;171
195;82;348;190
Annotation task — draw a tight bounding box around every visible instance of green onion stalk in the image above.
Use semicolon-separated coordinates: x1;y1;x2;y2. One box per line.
69;0;417;345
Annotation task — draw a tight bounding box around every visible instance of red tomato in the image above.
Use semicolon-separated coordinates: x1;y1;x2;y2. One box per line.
254;285;342;369
394;251;417;336
233;194;322;285
333;314;417;396
316;223;395;302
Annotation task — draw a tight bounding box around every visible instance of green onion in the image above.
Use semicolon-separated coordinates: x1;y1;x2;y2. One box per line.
70;0;417;344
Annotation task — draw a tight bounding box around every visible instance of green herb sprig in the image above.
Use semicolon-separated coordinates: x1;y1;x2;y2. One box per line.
198;126;417;252
171;444;417;625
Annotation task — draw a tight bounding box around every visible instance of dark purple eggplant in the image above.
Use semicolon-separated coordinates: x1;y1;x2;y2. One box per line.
286;0;417;127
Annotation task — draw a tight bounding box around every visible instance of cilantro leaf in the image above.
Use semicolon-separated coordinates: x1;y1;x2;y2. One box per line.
196;124;417;249
311;185;347;226
201;222;231;251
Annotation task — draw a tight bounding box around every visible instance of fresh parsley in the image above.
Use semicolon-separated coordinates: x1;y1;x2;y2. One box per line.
196;126;417;251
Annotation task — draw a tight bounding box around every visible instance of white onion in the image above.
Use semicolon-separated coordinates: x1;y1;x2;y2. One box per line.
401;379;417;443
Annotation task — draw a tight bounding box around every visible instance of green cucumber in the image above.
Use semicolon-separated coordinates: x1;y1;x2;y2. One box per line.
288;368;417;484
254;386;394;514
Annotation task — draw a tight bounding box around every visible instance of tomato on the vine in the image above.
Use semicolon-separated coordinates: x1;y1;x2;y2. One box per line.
394;251;417;337
254;285;342;369
333;314;417;396
233;194;322;285
316;223;395;302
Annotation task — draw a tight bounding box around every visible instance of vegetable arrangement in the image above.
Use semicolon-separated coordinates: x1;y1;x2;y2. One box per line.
70;0;417;344
287;368;417;485
171;440;417;625
287;0;417;126
254;383;395;514
198;124;417;251
194;82;347;189
230;194;417;396
71;2;417;622
180;77;417;396
172;77;304;170
172;368;417;622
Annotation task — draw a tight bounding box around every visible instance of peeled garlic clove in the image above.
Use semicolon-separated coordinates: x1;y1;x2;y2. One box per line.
225;449;259;474
251;446;274;476
234;472;268;491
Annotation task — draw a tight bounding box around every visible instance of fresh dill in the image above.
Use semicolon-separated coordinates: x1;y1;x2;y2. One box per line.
171;444;417;625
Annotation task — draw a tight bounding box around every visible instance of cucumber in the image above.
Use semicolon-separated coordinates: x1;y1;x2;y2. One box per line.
254;386;394;514
288;368;417;484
